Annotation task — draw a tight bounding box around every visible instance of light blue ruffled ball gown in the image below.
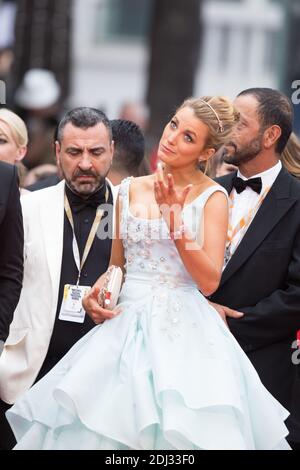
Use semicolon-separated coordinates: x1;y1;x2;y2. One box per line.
7;178;290;450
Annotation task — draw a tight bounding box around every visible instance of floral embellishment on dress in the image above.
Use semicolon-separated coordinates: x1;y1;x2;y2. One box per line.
160;296;183;341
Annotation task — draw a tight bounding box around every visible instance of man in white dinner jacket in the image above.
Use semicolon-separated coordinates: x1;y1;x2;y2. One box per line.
0;107;119;449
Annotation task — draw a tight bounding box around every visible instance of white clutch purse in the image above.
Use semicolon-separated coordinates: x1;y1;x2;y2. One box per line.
98;265;123;310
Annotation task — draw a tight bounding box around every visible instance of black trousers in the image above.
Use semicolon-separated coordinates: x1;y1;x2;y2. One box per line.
0;398;16;450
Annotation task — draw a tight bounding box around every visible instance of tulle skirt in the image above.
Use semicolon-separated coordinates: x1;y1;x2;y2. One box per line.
7;277;290;450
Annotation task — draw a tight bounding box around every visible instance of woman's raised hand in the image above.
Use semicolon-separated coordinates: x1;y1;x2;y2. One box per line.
154;163;192;210
154;163;192;229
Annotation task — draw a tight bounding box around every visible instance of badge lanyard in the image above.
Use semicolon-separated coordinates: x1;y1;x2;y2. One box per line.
225;186;271;263
64;188;109;285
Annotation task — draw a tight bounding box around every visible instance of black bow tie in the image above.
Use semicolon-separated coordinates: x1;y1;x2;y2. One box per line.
66;184;108;213
232;176;262;194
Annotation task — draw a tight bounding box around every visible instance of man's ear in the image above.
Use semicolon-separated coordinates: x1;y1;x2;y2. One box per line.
111;140;115;162
264;125;282;149
55;140;61;166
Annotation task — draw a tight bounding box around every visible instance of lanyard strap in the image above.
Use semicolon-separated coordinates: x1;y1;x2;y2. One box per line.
64;187;109;284
227;186;271;245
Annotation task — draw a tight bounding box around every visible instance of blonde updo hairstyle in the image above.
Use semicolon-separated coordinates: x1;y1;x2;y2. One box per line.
0;108;28;148
178;96;239;173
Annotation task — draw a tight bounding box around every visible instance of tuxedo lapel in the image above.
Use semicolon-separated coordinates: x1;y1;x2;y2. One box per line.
39;181;65;312
215;172;236;195
220;168;297;287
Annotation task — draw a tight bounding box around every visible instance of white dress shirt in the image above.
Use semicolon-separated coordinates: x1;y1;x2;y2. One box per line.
228;160;282;257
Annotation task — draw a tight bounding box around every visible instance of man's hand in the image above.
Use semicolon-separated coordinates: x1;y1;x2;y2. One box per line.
209;301;244;327
82;285;121;324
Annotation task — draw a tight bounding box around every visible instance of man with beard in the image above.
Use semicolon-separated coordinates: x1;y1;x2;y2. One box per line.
0;107;118;449
210;88;300;449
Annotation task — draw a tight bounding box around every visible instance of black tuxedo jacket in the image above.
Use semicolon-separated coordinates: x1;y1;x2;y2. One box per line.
212;167;300;416
0;162;24;342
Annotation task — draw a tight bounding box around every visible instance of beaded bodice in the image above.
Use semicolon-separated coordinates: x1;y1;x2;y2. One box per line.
119;177;227;289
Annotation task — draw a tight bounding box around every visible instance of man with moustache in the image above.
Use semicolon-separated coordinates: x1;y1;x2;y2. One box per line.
210;88;300;448
0;107;118;449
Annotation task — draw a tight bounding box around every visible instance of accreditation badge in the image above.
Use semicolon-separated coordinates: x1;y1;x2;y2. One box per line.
58;284;91;323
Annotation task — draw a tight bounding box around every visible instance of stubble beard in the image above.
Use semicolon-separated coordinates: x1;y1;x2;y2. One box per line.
223;135;263;167
61;168;106;197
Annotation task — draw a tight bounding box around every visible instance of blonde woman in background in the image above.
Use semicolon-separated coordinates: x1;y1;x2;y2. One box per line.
0;108;28;188
281;131;300;179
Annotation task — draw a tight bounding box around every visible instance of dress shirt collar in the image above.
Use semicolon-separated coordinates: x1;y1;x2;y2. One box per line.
237;160;282;191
